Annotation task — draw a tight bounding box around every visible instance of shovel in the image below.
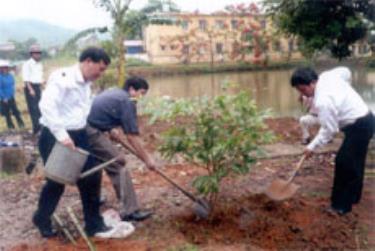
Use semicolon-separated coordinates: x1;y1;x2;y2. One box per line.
265;154;306;201
116;137;212;219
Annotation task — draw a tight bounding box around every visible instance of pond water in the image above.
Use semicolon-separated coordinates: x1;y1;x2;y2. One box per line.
147;67;375;117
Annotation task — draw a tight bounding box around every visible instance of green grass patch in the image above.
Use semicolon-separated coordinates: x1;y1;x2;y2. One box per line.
167;244;199;251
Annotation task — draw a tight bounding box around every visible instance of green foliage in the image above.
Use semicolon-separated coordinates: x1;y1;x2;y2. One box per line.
62;27;108;55
167;244;199;251
157;91;274;200
264;0;374;60
126;58;152;67
142;0;181;14
122;10;148;39
96;67;117;90
0;38;50;61
139;96;206;124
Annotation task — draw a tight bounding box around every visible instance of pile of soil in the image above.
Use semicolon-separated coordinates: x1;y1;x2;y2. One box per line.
1;117;373;251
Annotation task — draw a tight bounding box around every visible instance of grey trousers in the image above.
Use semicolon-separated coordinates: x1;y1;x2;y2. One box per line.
86;125;139;216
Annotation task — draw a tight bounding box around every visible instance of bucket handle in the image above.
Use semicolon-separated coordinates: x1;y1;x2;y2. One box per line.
73;147;119;180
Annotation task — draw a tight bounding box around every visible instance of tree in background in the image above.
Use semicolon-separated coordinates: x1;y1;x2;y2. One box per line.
93;0;133;86
225;3;271;65
264;0;375;60
123;0;181;40
62;27;108;55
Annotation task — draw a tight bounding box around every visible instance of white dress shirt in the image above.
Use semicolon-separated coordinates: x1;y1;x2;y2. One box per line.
22;58;44;84
307;67;369;151
39;64;92;141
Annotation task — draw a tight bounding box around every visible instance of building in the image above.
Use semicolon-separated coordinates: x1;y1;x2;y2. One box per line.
143;12;302;65
124;40;149;61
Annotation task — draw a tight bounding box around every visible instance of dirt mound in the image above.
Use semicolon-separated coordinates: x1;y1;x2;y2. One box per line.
177;194;357;250
9;239;148;251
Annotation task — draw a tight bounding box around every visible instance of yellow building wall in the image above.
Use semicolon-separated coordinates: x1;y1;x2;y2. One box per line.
144;13;302;65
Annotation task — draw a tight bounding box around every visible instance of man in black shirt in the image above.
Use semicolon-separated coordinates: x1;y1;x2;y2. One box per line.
87;77;156;221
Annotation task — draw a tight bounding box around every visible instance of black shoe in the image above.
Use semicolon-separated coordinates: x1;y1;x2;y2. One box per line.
32;213;57;238
121;209;153;222
301;137;311;145
86;224;112;237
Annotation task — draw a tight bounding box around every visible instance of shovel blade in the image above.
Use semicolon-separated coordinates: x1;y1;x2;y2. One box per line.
193;198;211;219
265;179;300;201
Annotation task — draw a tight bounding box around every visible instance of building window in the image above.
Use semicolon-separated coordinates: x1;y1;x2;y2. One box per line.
231;19;238;29
215;20;225;29
199;19;207;31
170;44;178;50
216;43;223;54
160;45;166;51
181;20;189;30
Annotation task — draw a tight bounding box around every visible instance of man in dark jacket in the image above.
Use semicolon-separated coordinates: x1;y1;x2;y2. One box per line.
87;77;156;222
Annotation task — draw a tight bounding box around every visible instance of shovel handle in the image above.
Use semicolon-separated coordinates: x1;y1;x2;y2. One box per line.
117;137;201;204
152;168;200;203
286;154;306;183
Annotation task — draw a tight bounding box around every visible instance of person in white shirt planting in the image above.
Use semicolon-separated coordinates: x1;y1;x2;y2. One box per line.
33;47;113;238
290;66;374;215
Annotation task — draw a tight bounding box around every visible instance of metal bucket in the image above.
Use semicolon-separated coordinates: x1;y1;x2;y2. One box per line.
44;142;89;185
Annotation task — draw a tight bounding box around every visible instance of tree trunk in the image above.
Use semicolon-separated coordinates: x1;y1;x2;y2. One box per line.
117;32;126;87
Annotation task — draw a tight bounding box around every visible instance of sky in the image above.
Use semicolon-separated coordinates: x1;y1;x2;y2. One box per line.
0;0;255;30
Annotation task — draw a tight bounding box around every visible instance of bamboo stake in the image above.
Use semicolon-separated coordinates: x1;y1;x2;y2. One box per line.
52;214;77;245
66;207;96;251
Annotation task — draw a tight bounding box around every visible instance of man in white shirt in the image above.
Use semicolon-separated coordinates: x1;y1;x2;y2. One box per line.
290;67;374;215
22;44;44;134
33;47;113;238
299;95;319;144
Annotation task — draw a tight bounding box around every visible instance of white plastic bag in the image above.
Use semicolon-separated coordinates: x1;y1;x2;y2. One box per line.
95;209;135;239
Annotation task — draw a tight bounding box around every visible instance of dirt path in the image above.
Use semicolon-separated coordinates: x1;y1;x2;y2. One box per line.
1;117;374;250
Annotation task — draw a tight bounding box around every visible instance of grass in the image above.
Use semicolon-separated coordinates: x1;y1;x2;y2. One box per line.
0;171;17;179
167;244;200;251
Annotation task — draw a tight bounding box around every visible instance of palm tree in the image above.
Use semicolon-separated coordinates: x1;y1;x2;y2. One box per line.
93;0;133;86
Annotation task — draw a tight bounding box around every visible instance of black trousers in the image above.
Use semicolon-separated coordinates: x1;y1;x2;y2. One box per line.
24;84;41;134
332;112;375;212
0;97;24;129
35;127;104;232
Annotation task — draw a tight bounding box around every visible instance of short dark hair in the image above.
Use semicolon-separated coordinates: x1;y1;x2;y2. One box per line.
290;67;318;87
79;47;111;65
123;77;149;92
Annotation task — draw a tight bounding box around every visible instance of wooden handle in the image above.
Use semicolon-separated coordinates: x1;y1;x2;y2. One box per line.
287;154;306;183
116;137;201;203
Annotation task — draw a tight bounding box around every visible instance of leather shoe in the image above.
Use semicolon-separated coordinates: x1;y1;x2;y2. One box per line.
121;209;153;222
301;137;311;145
32;213;57;238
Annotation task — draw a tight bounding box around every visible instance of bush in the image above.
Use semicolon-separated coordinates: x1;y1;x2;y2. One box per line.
96;68;117;90
158;91;274;206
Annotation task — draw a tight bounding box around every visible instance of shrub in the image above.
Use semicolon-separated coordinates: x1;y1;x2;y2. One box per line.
158;91;274;205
